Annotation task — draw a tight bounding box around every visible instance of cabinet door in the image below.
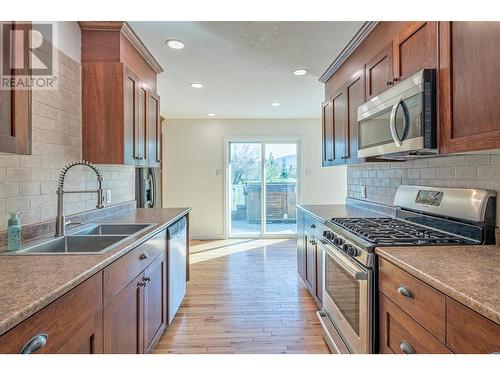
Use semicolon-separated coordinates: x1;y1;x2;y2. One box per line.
321;100;334;166
0;21;31;155
147;91;161;167
345;72;365;164
136;82;148;166
439;22;500;153
124;67;139;165
392;21;437;81
332;89;347;164
57;311;103;354
297;211;306;281
104;273;144;354
143;254;167;353
304;231;316;294
365;44;393;100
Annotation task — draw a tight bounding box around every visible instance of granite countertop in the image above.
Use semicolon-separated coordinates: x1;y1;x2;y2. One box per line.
0;207;190;336
376;245;500;325
297;202;392;223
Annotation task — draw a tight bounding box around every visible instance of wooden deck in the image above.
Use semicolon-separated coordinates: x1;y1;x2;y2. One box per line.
154;239;330;354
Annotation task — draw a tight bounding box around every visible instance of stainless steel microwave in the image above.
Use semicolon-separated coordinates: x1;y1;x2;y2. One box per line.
357;69;437;159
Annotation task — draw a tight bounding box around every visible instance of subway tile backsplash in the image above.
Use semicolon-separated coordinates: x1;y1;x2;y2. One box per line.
347;154;500;225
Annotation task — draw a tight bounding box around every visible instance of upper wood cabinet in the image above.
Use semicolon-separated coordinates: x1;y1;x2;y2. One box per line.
365;44;392;100
439;21;500;154
80;22;163;166
321;21;439;167
0;21;31;155
392;21;437;82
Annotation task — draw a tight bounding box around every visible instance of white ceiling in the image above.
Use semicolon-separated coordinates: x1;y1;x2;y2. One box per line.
129;21;364;119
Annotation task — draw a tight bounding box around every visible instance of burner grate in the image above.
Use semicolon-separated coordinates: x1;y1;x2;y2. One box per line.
330;217;471;245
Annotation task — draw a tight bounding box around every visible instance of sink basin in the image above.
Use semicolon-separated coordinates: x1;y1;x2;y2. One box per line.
72;223;153;236
12;235;128;255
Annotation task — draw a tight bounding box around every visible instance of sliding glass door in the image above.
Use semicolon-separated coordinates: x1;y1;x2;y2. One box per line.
228;141;298;238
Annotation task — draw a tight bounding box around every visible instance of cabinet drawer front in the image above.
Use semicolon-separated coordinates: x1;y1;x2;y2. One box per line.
104;230;166;301
446;297;500;353
379;258;445;341
0;273;102;354
379;294;451;354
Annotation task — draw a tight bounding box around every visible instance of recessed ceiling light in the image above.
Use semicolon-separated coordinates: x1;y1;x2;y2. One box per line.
271;102;281;107
165;39;185;49
208;113;216;117
191;83;203;89
293;69;308;76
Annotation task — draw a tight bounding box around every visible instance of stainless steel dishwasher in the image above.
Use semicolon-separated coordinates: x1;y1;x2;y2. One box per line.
167;217;187;324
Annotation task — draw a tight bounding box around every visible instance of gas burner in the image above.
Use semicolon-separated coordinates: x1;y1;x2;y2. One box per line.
330;217;472;246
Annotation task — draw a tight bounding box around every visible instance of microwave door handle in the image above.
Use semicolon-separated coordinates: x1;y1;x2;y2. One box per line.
390;98;403;148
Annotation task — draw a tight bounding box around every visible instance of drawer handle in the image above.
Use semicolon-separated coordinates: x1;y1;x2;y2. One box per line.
400;340;415;354
143;276;151;282
139;252;149;261
20;334;48;354
137;281;147;287
397;285;413;299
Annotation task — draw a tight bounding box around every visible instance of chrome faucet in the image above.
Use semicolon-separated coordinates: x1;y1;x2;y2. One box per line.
55;160;105;237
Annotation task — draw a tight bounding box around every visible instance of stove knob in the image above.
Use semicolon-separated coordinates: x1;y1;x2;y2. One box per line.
322;230;329;237
347;246;359;257
342;243;350;252
333;237;343;246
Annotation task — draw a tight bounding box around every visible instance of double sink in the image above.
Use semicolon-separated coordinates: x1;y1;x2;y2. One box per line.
4;223;154;255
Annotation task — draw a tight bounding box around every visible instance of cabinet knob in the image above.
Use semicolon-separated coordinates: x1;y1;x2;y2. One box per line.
400;340;415;354
310;224;316;229
397;285;414;299
137;281;147;287
139;252;149;261
20;334;48;354
143;276;151;282
386;80;394;86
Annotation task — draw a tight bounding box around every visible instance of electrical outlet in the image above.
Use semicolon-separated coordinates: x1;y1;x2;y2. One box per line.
106;189;112;204
361;185;367;198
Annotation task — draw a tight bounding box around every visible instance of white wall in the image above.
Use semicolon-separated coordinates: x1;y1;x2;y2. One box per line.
55;22;81;63
162;119;347;239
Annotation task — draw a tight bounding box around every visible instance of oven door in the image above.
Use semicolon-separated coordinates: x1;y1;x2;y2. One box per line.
322;243;372;354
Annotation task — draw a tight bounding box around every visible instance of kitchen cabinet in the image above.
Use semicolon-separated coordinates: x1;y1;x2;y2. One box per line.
80;21;162;166
0;21;31;155
321;21;438;166
297;210;306;280
297;209;324;307
143;254;167;352
103;230;167;354
392;21;437;82
104;273;144;354
378;257;500;354
147;91;162;167
365;44;392;100
439;21;500;153
0;273;103;354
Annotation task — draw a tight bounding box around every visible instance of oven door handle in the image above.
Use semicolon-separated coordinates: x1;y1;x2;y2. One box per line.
389;98;403;148
322;244;368;281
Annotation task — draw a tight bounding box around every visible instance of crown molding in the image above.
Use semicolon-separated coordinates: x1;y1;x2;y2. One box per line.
78;21;163;74
319;21;379;83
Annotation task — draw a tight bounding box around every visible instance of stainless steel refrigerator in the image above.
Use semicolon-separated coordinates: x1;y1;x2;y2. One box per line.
135;167;161;208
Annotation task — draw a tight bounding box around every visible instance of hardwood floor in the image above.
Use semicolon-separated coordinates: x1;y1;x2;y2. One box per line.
155;239;330;354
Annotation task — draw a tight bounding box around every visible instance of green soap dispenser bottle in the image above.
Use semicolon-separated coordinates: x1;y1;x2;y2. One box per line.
7;212;21;251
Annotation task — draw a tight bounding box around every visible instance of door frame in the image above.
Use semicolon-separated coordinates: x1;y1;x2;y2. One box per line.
223;136;302;239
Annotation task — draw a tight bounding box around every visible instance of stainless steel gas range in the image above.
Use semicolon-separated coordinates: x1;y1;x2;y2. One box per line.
317;185;496;354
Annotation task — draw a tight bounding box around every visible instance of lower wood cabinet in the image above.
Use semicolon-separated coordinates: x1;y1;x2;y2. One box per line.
0;273;103;354
378;257;500;354
104;230;168;354
297;209;324;308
